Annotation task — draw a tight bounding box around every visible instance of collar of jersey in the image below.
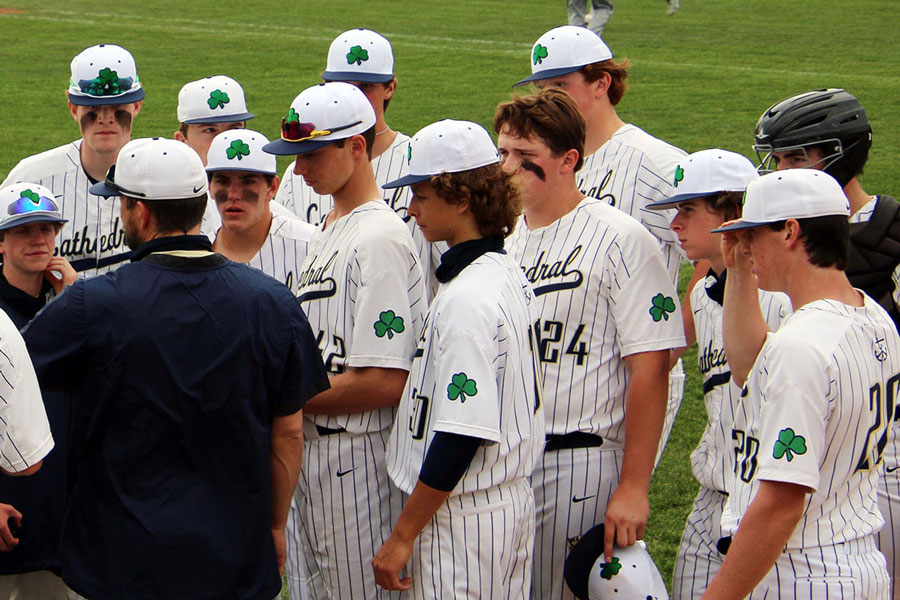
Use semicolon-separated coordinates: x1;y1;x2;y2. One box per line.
131;235;213;262
435;236;505;283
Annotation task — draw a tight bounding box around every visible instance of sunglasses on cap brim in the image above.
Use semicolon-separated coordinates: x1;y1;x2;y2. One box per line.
280;117;362;143
8;191;61;216
75;75;136;97
101;165;147;198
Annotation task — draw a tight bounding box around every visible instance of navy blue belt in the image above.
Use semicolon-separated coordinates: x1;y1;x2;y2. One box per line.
545;432;604;451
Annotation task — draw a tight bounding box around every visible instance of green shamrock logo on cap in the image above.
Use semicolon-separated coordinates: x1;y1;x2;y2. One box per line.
674;165;684;187
20;189;41;205
741;189;748;206
226;139;250;160
448;373;477;403
773;428;807;462
286;107;300;123
98;68;120;90
407;144;412;166
208;89;231;110
346;45;369;66
599;557;622;580
533;44;549;65
374;310;405;339
649;293;676;322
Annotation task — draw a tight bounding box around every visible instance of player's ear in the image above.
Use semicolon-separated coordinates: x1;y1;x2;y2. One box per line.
560;148;580;173
267;175;281;201
68;100;79;122
130;101;142;118
383;78;397;102
783;219;803;248
174;129;186;143
349;134;368;159
592;72;612;99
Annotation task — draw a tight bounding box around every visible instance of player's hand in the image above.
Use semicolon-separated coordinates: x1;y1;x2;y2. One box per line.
603;482;649;561
0;504;22;551
719;223;753;273
271;528;286;576
372;533;414;591
43;257;77;294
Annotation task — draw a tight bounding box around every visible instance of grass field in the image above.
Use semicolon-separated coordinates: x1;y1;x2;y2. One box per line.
1;1;898;596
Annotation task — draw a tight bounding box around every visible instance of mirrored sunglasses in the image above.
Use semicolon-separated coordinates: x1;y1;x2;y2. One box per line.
281;116;362;143
8;190;60;216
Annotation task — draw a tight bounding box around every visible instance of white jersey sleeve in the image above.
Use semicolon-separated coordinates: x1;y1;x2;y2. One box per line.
505;198;685;440
387;252;544;495
576;124;687;283
0;311;53;473
3;141;130;278
722;295;900;549
297;200;426;433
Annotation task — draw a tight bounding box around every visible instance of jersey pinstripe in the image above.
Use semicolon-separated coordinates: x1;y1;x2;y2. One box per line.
275;132;442;299
243;214;316;296
688;273;791;492
576;124;687;284
2;141;130;277
297;199;426;434
505;197;685;440
721;295;900;549
387;251;544;495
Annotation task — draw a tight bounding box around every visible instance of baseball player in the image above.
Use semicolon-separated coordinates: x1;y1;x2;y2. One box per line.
643;150;791;599
263;82;426;600
495;88;685;600
1;44;143;278
702;169;899;599
205;129;315;293
274;28;441;300
372;119;543;598
753;88;900;595
514;26;692;462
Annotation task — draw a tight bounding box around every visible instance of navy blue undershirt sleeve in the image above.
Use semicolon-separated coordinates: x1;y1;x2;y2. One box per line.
418;431;481;492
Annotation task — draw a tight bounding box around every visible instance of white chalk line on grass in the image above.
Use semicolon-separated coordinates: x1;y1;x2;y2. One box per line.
3;10;897;84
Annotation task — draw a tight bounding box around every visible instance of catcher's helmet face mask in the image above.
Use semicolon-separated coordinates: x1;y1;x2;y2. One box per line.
752;88;872;187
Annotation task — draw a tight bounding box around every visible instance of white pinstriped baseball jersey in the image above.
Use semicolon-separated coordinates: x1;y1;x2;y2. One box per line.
2;141;130;277
201;198;297;243
275;132;442;299
387;251;544;495
689;272;791;492
505;198;685;440
0;310;53;473
245;214;316;296
297;199;425;434
721;295;900;548
576;124;687;283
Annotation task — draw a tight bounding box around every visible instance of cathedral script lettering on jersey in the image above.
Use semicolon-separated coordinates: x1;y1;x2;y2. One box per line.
297;250;339;303
522;246;584;296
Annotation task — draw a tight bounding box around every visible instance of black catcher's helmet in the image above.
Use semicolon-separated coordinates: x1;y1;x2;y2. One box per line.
753;88;872;187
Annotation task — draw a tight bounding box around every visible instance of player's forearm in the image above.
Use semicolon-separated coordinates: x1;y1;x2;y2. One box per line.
302;367;408;415
269;411;304;530
620;350;669;489
391;480;452;545
702;481;806;600
722;264;770;387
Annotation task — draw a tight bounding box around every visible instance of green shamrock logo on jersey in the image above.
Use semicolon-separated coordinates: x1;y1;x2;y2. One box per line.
773;428;807;462
346;45;369;66
599;557;622;580
226;139;250;160
20;189;41;205
448;373;477;403
286;107;300;124
374;310;405;339
674;165;684;187
208;89;230;110
649;293;676;322
533;44;549;65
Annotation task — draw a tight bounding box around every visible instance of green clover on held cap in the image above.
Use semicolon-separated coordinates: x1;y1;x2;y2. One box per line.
374;310;405;339
599;557;622;580
649;293;676;322
447;373;477;403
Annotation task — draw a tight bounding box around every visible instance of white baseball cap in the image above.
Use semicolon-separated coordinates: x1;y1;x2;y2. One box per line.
263;82;376;156
515;26;613;87
646;149;759;210
712;169;850;232
90;138;208;200
564;524;669;600
206;129;276;175
382;120;500;189
322;29;394;84
0;183;67;231
177;75;255;124
68;44;144;106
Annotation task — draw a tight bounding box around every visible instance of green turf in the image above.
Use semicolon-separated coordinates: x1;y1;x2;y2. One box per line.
0;2;897;596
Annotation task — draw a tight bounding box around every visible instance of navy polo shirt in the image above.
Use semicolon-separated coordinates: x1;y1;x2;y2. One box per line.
22;235;330;600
